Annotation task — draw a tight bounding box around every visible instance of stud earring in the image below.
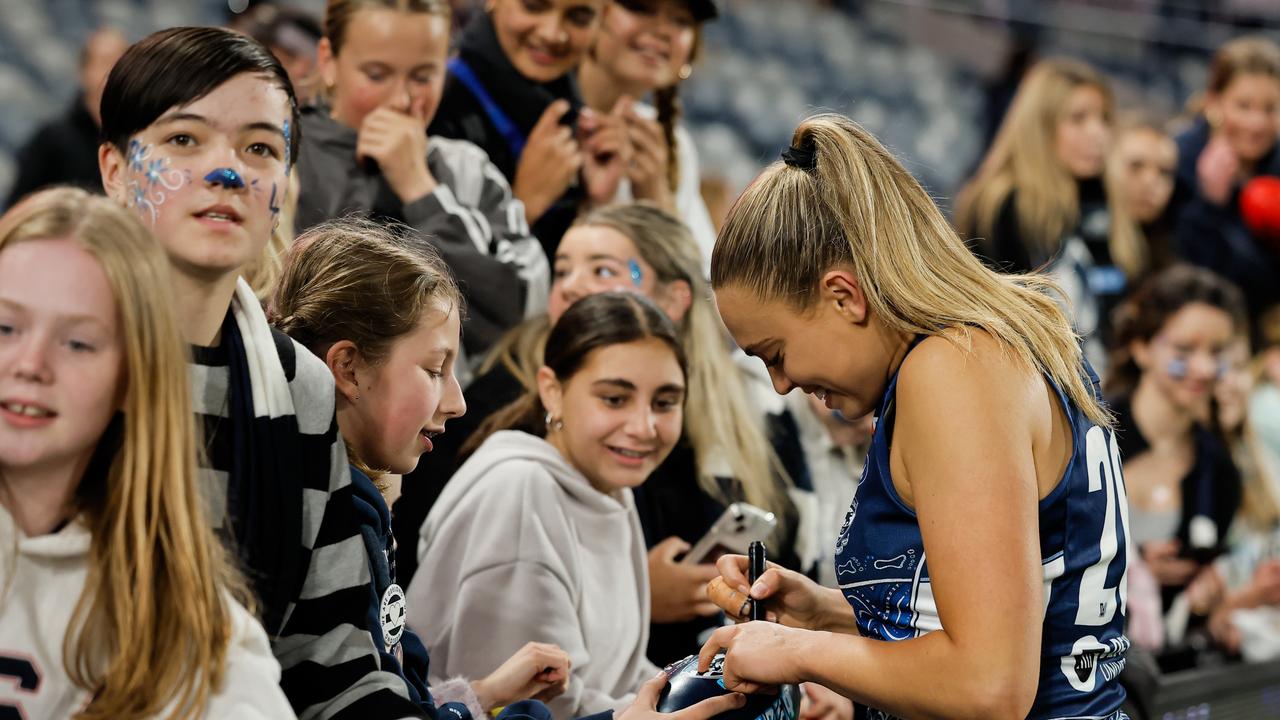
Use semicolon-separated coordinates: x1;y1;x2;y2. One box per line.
678;64;693;80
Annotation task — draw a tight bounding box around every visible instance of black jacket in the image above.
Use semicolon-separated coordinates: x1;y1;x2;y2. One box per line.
1109;393;1242;608
6;96;103;207
429;11;584;256
1170;117;1280;334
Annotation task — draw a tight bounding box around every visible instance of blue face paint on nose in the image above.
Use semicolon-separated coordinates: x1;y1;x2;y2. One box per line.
204;168;245;189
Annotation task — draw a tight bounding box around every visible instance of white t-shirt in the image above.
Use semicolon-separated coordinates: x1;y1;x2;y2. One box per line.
0;506;297;719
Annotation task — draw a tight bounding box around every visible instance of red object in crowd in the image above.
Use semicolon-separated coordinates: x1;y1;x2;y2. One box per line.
1240;176;1280;249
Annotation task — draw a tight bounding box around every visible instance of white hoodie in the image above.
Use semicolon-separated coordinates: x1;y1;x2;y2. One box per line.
0;505;296;719
407;430;658;719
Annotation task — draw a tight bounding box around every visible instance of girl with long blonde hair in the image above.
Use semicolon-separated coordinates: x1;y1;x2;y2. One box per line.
0;187;293;719
957;58;1144;368
700;114;1130;719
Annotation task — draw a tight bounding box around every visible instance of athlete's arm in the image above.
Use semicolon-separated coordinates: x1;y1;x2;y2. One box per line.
705;333;1046;719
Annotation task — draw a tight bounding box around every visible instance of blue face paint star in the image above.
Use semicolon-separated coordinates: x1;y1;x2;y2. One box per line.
204;168;245;189
127;139;148;172
628;259;643;287
1167;357;1188;380
145;158;168;186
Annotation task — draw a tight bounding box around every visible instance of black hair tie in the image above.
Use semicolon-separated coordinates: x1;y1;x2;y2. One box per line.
781;141;817;171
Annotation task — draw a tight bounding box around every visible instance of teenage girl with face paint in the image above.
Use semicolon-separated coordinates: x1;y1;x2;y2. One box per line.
274;218;581;720
0;187;294;719
956;58;1145;369
1176;331;1280;658
394;204;798;664
1105;265;1246;616
96;27;428;718
430;0;631;254
297;0;551;367
697;114;1131;719
576;0;719;270
1169;37;1280;332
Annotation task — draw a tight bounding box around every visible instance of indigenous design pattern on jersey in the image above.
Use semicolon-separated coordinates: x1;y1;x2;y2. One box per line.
835;341;1131;719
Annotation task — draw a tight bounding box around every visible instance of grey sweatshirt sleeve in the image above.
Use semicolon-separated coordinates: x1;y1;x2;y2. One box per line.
402;139;549;354
446;561;634;718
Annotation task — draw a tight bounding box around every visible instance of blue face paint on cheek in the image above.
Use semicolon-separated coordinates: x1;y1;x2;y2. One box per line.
123;137;187;225
127;138;147;172
204;168;245;189
1167;357;1189;380
629;259;643;287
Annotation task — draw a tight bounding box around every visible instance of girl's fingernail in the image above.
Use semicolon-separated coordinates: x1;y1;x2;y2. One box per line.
751;580;767;597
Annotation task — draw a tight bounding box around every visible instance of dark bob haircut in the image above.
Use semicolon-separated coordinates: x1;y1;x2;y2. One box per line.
100;26;300;165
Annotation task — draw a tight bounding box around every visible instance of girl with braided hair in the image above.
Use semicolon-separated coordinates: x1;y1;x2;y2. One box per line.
577;0;719;273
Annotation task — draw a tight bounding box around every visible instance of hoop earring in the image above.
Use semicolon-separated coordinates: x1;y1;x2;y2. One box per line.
544;412;564;431
678;63;693;80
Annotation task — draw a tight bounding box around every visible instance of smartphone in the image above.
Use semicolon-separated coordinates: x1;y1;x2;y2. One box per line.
680;503;777;565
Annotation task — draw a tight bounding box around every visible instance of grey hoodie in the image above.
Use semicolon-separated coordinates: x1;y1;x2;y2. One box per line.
295;108;548;366
406;430;658;719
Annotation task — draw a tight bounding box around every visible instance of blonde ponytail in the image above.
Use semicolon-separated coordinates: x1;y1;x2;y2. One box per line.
714;114;1112;428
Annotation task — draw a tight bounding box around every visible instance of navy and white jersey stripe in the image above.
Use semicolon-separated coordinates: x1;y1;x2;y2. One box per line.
835;340;1130;719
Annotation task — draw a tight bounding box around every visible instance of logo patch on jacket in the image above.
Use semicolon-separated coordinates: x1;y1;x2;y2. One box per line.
380;583;407;650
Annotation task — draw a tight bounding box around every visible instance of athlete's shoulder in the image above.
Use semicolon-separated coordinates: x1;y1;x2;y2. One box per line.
899;329;1038;405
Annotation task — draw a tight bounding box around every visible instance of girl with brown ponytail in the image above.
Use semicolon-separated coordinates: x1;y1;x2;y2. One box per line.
577;0;719;273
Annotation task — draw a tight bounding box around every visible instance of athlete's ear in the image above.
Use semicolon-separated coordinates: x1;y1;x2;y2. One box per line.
820;269;867;325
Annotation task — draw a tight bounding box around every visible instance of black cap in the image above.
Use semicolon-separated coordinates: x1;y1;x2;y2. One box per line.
684;0;719;22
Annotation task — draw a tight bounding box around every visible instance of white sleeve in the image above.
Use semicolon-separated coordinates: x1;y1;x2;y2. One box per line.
673;123;718;279
202;600;298;719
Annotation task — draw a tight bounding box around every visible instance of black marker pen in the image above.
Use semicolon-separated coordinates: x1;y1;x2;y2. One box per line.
748;541;766;621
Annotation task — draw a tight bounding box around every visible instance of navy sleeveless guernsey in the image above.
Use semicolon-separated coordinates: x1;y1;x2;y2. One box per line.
835;338;1130;720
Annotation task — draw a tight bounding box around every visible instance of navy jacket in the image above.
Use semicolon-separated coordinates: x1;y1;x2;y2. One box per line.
352;466;557;720
355;465;615;720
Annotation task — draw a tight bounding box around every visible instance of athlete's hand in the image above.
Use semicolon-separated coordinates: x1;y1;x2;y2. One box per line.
697;621;809;694
472;642;572;710
649;537;722;623
513;99;582;223
616;670;746;720
799;682;853;720
707;554;846;632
